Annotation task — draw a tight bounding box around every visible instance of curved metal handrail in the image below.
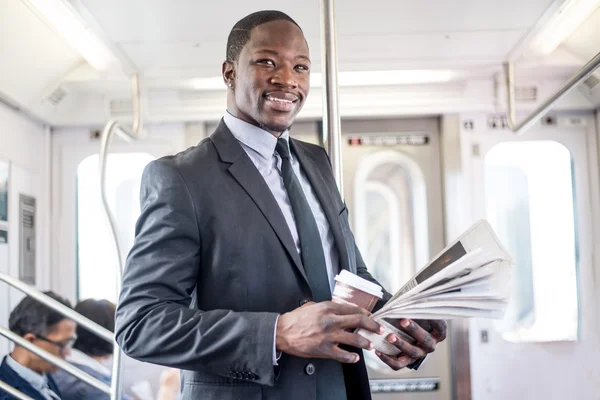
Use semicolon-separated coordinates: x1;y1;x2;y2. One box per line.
0;274;114;396
0;272;112;342
98;73;144;400
504;50;600;135
0;379;35;400
0;327;111;394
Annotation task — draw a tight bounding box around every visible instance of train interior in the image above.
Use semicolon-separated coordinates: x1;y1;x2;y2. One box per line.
1;0;600;399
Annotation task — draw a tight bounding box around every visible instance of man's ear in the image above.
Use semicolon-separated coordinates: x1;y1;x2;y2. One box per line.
23;333;37;343
222;61;236;88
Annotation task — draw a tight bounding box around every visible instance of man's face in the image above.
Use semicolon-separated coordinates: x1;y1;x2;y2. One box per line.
32;319;77;373
224;19;311;135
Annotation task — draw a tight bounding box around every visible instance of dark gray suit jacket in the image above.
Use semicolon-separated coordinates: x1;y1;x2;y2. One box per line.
115;121;392;400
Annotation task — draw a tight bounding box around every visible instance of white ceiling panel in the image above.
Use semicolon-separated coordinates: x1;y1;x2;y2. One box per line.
0;0;82;107
563;6;600;61
80;0;555;41
335;1;557;33
77;0;556;75
120;30;522;77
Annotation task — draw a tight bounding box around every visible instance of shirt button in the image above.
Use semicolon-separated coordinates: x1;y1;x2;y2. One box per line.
304;363;316;375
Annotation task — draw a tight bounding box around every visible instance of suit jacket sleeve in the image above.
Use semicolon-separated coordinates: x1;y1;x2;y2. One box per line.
115;159;279;386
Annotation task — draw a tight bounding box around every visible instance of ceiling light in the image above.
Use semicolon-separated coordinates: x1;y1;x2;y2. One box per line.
25;0;116;70
190;70;453;90
530;0;600;56
311;70;454;87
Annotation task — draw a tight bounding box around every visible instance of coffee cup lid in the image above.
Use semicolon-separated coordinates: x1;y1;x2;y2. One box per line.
334;270;383;298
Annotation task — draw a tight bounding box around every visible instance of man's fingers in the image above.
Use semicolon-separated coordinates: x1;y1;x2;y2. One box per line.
376;351;415;371
399;319;436;353
387;333;427;359
324;301;371;316
336;314;382;334
430;320;448;342
413;319;432;332
329;346;361;364
334;331;373;350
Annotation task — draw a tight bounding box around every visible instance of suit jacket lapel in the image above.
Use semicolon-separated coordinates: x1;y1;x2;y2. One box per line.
210;120;309;285
0;358;45;400
290;140;351;272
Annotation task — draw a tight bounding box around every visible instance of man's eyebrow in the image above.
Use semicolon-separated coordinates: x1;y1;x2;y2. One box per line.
254;49;311;63
296;55;311;63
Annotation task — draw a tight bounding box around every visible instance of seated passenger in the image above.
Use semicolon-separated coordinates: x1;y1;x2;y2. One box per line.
0;291;76;400
52;299;132;400
53;299;180;400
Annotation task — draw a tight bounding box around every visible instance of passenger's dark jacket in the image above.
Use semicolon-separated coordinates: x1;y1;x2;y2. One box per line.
0;356;62;400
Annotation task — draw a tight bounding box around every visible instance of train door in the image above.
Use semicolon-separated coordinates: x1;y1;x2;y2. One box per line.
52;126;185;304
465;115;600;400
340;118;451;400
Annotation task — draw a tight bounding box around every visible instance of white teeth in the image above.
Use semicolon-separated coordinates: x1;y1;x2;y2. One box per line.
266;96;294;103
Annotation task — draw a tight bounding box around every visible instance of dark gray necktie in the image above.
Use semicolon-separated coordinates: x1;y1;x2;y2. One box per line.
276;139;347;400
275;139;331;302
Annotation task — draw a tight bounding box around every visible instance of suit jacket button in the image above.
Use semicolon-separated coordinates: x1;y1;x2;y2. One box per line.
304;363;316;375
299;299;311;306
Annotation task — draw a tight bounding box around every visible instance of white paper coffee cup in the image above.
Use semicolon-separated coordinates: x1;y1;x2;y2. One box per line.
332;270;383;312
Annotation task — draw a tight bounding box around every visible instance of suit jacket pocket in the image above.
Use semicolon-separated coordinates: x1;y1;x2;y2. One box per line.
182;380;262;400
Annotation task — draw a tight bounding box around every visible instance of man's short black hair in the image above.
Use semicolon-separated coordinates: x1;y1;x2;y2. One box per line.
9;291;72;337
226;10;302;63
72;299;116;356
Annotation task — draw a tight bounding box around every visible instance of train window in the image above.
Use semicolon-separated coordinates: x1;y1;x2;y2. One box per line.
354;150;429;373
76;153;155;303
484;141;578;342
354;151;429;294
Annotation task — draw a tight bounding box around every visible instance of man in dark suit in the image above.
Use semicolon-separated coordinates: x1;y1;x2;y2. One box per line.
0;292;76;400
115;10;446;400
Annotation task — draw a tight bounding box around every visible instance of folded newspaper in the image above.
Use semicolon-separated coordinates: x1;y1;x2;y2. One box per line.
357;219;513;356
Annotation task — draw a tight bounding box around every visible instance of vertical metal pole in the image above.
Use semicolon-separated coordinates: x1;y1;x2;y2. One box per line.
110;347;123;400
503;62;517;131
319;0;344;197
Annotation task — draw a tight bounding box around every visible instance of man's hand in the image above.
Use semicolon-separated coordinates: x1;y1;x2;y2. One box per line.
276;301;383;364
375;319;447;371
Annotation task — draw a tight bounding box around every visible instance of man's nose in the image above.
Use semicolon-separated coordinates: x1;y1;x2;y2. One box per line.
271;67;297;88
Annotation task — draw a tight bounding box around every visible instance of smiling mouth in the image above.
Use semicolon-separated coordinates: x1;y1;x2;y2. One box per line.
263;92;299;112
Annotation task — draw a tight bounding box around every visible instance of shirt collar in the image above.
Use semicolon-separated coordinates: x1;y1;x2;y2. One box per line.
6;355;48;392
223;111;290;161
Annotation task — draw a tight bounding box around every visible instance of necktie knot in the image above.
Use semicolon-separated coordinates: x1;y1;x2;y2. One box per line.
275;138;291;160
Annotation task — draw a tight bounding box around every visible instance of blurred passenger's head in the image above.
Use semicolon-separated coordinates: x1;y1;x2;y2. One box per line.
73;299;116;358
9;291;76;373
223;10;310;135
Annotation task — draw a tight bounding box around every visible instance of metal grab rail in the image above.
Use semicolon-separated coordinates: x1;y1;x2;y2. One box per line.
0;327;111;394
0;273;113;342
98;74;144;277
504;50;600;135
98;74;144;400
319;0;343;197
0;379;35;400
0;274;116;398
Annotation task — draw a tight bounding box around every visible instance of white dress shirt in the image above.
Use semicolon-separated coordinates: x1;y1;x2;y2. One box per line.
6;355;61;400
223;112;341;364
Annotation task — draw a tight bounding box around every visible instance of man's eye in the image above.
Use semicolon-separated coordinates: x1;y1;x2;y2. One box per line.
257;59;275;66
296;65;310;72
